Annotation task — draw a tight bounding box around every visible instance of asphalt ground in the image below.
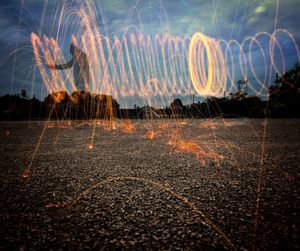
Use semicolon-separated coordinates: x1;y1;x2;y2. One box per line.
0;119;299;250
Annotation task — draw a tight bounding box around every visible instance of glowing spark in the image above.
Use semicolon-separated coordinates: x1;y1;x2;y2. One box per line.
21;170;30;179
145;130;158;139
121;121;134;133
45;202;67;208
169;140;224;164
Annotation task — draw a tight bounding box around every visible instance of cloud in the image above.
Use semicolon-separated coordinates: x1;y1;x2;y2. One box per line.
255;5;266;14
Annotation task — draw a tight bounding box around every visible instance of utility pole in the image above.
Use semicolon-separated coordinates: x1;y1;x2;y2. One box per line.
237;80;248;96
274;73;280;88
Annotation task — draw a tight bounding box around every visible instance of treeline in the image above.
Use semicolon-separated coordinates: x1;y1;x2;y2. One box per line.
0;92;266;120
0;63;299;120
268;63;300;117
0;92;282;120
0;91;120;120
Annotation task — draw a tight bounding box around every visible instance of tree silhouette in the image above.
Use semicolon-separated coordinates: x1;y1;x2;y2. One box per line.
170;98;184;115
269;62;300;117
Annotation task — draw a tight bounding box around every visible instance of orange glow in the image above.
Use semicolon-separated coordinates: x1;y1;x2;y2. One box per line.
145;130;158;139
21;170;30;179
121;121;134;133
188;32;227;97
46;202;67;208
169;140;224;163
52;92;66;103
200;121;217;129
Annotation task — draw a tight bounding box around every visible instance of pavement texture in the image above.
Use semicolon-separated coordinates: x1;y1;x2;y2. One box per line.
0;119;299;251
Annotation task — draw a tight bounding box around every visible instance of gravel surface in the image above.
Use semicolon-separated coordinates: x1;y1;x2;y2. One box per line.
0;119;299;250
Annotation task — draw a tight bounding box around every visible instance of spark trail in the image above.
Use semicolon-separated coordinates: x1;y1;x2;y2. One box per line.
31;28;299;102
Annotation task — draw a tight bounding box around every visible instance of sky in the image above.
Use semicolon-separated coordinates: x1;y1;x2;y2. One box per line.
0;0;299;107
